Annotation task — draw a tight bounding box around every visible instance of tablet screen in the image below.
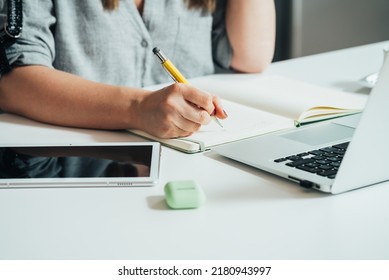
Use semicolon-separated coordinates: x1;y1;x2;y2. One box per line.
0;143;160;188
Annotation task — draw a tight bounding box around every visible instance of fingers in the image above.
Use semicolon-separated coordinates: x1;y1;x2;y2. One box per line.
173;83;228;121
212;95;228;119
164;102;204;135
178;83;215;115
166;83;229;130
161;115;200;138
173;120;200;137
146;112;199;139
179;101;213;126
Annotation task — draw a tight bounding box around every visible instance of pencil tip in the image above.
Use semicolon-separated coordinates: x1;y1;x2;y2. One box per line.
152;47;160;54
214;117;223;128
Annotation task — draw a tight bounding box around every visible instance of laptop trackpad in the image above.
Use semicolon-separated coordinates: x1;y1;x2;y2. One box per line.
281;123;355;146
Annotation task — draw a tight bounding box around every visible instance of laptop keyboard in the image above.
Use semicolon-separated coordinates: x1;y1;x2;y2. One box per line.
274;142;349;179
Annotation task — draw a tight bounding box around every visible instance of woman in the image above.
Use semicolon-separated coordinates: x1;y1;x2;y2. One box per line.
0;0;275;138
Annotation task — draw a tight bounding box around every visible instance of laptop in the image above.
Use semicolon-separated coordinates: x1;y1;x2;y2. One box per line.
0;142;161;188
212;55;389;194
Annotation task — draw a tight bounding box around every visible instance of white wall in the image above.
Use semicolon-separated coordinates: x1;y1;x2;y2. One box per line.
290;0;389;57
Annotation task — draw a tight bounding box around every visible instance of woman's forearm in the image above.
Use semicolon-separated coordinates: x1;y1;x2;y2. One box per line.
226;0;276;73
0;66;144;129
0;65;227;138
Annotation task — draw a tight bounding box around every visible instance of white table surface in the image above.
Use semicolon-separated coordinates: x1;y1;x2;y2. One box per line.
1;41;388;260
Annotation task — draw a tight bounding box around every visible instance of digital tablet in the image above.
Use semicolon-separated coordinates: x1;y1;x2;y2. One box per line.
0;142;161;188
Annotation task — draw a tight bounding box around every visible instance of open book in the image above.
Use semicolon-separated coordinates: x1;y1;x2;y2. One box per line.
129;74;368;153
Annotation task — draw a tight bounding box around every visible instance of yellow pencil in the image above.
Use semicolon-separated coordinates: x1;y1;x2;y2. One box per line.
153;47;223;128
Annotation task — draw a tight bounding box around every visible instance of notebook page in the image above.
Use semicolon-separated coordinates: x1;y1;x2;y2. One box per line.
175;99;293;149
191;74;368;120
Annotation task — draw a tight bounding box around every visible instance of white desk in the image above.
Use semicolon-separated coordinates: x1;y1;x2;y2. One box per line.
1;42;388;260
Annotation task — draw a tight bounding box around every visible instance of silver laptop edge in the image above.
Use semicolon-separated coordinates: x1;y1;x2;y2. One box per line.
213;55;389;194
332;54;389;193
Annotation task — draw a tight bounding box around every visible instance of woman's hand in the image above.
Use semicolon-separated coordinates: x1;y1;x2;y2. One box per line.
133;83;227;138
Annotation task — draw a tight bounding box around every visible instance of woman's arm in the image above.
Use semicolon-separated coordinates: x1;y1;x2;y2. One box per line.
226;0;276;73
0;66;226;138
0;66;137;129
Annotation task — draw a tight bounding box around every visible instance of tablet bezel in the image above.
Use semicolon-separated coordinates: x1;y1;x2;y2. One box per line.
0;142;161;188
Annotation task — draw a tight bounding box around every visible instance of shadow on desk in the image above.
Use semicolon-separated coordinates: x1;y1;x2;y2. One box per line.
331;81;372;95
146;195;170;211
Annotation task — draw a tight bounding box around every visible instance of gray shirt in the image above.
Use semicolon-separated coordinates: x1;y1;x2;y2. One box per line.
0;0;232;87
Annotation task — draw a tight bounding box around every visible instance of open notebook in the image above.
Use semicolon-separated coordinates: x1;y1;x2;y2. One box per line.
129;75;367;153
